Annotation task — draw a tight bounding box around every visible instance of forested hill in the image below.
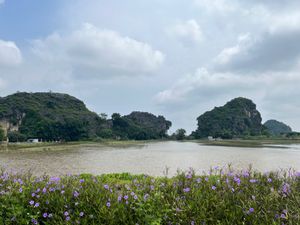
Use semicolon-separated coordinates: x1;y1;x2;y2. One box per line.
0;92;105;141
193;97;265;139
0;92;172;142
264;120;292;135
110;111;172;140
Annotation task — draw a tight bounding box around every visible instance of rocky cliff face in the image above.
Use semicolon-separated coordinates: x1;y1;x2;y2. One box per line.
193;97;264;138
0;113;25;136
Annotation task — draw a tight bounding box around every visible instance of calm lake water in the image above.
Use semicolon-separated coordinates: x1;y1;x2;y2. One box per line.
1;141;300;176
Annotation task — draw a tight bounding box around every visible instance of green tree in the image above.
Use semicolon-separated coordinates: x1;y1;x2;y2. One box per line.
7;131;27;142
175;129;186;140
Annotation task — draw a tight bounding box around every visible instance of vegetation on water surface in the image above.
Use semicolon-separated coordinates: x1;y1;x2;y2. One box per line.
0;167;300;224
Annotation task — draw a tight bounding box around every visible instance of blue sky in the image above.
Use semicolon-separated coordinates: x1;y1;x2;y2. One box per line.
0;0;62;42
1;0;300;133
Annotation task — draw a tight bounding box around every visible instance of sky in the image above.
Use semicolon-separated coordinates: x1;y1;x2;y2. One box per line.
1;0;300;133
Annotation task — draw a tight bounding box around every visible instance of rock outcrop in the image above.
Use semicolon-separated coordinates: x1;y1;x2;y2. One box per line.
193;97;264;139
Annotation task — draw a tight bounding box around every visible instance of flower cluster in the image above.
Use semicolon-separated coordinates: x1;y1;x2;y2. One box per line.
0;167;299;224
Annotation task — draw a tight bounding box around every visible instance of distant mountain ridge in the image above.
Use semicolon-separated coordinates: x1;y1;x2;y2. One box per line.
193;97;265;139
264;119;292;135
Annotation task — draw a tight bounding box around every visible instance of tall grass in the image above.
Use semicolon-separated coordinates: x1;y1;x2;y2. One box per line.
0;167;299;224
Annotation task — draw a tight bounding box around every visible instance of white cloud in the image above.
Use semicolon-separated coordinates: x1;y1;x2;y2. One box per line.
215;33;254;65
31;23;165;77
167;20;203;45
155;68;252;104
268;12;300;34
0;40;22;66
214;24;300;72
155;66;300;105
194;0;238;13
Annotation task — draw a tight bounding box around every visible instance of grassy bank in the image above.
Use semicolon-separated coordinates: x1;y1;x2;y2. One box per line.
0;168;299;224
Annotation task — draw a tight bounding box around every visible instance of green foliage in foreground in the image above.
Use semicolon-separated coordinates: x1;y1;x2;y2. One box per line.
0;168;300;225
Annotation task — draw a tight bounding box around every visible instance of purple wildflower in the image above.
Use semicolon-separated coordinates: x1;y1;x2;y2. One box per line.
64;211;69;216
104;184;109;190
43;213;48;218
234;176;241;185
186;173;192;179
66;216;70;221
212;185;217;190
183;187;190;193
267;178;272;183
282;183;290;195
106;202;111;207
31;219;38;225
124;195;129;200
248;208;254;214
19;187;23;193
73;191;79;198
79;212;84;217
34;202;39;208
243;171;250;177
49;177;60;183
29;200;34;205
249;179;257;183
118;195;122;202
